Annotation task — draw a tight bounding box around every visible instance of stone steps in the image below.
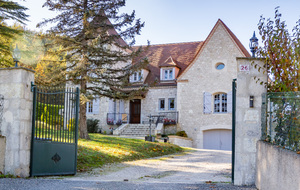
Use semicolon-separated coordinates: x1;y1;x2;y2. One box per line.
117;124;156;136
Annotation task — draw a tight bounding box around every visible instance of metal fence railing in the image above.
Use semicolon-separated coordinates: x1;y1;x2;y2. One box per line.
107;113;129;125
0;94;3;129
262;92;300;152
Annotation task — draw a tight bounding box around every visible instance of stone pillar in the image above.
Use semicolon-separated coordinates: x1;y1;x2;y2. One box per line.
0;67;34;177
234;58;267;185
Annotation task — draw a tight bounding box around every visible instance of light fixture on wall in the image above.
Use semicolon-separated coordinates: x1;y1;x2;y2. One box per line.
12;44;21;67
250;96;254;108
249;32;258;58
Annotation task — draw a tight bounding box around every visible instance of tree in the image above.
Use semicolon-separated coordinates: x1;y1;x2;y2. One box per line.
39;0;147;139
0;0;28;67
257;7;300;92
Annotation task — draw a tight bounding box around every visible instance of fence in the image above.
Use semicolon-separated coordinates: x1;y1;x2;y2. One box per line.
0;94;3;129
262;92;300;152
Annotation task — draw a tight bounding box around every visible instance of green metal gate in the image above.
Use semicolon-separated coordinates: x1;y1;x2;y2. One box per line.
30;84;80;177
231;79;237;183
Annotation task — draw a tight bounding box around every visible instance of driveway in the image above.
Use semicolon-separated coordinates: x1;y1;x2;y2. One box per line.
69;148;232;184
0;148;257;189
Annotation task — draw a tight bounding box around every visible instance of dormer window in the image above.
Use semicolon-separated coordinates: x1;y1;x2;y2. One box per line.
161;68;175;81
130;70;143;83
164;69;174;80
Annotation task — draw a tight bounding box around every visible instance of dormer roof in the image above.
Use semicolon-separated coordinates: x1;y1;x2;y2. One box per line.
159;56;181;69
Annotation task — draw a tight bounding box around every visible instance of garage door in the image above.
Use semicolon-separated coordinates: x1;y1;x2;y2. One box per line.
203;129;232;151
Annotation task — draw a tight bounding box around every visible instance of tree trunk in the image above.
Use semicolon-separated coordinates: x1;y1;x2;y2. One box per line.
79;76;90;139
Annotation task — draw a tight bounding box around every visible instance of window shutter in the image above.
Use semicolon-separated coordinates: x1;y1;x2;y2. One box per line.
93;98;100;114
108;99;114;113
227;91;232;113
129;74;133;83
86;102;89;114
119;100;125;113
203;92;212;114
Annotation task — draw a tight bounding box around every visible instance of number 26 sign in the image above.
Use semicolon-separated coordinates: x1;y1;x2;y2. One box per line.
239;64;250;71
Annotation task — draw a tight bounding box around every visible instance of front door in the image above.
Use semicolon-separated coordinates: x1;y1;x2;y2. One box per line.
130;99;141;123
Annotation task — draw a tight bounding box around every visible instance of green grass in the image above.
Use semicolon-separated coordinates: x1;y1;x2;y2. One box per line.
77;134;184;172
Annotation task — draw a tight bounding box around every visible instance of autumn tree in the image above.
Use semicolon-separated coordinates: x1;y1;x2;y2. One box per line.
39;0;147;139
0;0;28;67
257;7;300;92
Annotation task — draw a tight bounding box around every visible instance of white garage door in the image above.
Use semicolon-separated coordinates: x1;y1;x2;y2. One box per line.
203;129;232;151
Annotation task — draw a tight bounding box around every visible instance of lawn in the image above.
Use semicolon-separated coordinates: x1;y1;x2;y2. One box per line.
77;134;184;172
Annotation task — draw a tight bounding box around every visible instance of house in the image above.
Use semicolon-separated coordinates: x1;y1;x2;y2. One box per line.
87;19;251;150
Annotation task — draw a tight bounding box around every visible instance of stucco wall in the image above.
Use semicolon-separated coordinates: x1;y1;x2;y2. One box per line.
234;58;267;185
256;141;300;190
0;67;34;177
177;23;244;148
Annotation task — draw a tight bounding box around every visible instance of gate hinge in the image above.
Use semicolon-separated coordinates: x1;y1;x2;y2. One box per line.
31;82;36;92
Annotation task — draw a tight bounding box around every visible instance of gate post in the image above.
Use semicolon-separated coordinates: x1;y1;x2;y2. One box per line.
233;58;267;185
0;67;34;177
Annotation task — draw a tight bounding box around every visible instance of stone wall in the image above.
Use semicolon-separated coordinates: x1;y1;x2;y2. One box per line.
256;141;300;190
234;58;267;185
141;86;177;124
0;67;34;177
177;22;245;148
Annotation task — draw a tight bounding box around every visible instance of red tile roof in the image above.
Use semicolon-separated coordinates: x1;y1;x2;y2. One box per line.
132;41;204;86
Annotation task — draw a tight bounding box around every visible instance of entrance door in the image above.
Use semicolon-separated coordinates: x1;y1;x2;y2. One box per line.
130;99;141;123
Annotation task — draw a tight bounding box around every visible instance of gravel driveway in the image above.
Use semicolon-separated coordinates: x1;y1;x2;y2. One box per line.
70;148;232;184
0;148;257;189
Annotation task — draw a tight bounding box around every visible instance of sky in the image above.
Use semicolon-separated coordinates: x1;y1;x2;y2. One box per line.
15;0;300;53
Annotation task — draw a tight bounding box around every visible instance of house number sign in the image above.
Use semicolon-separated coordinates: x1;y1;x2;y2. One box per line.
239;64;250;71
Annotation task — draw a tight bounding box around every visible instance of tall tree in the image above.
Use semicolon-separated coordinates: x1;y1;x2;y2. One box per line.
257;7;300;92
39;0;147;139
0;0;28;67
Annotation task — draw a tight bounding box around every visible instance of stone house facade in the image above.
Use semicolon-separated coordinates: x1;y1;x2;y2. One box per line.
87;19;251;150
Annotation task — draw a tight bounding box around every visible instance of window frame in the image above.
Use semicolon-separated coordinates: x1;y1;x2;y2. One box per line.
162;68;174;80
159;98;165;111
214;93;227;113
87;101;93;114
131;70;143;82
168;98;175;110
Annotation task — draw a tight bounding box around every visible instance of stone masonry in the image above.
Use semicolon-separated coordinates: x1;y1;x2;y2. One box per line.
234;58;267;185
177;22;245;148
0;67;34;177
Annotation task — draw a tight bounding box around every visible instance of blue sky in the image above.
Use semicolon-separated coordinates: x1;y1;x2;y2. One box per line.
17;0;300;53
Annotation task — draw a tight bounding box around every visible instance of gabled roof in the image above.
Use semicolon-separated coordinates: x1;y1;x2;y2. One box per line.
160;56;181;68
132;41;204;86
177;19;251;80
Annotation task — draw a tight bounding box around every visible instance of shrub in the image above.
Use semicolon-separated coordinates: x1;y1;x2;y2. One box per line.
176;130;188;137
87;119;99;133
67;118;76;132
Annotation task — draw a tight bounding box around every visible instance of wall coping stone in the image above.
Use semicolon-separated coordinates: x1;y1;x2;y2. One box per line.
0;67;35;73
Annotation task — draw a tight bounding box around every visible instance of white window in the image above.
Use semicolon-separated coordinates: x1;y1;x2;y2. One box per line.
86;98;100;114
168;98;175;110
214;93;227;113
87;101;93;113
159;99;165;110
131;71;143;82
162;68;174;80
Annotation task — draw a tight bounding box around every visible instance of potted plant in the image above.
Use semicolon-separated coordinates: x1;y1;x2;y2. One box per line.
163;118;176;125
107;119;114;125
145;135;155;142
161;134;169;143
116;119;122;125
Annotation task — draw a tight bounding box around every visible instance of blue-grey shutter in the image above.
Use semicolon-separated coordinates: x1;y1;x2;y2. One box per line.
227;91;232;113
203;92;212;114
93;98;100;114
86;102;90;114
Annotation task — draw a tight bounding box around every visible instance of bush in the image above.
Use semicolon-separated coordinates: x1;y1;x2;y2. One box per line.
176;130;188;137
87;119;99;133
67;118;76;132
37;103;64;126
